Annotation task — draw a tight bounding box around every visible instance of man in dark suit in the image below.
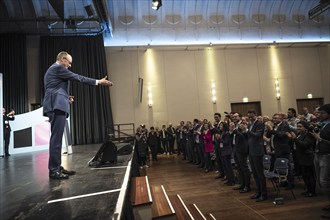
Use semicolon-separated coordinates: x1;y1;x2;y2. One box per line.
3;108;15;157
266;113;294;189
312;104;330;218
43;51;113;179
246;110;267;202
232;113;251;193
167;123;176;154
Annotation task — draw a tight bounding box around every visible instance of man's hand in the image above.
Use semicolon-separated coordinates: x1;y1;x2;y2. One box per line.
98;76;113;86
69;96;74;104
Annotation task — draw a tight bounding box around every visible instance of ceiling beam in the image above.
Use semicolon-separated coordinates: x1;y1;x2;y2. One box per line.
48;0;64;22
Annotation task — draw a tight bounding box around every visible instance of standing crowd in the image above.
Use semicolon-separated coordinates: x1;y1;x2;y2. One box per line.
135;104;330;218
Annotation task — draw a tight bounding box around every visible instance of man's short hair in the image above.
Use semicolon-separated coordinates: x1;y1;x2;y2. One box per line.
56;51;69;61
214;113;221;117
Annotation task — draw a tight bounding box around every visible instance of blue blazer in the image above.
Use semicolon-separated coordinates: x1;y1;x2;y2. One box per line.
43;63;96;117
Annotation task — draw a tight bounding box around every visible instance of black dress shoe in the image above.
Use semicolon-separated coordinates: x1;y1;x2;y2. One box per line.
215;175;223;179
5;154;10;157
49;172;69;179
250;193;261;199
205;169;210;173
61;167;76;175
233;185;244;190
239;187;251;193
322;206;330;212
256;195;267;202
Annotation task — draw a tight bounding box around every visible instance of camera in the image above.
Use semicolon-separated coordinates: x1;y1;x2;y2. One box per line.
313;127;320;133
309;123;322;133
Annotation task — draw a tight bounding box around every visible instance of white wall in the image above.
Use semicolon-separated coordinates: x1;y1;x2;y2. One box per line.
106;44;330;128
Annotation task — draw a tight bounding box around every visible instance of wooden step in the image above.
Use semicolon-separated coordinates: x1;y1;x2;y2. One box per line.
151;185;175;219
169;194;194;220
205;213;216;220
187;203;207;220
131;176;152;206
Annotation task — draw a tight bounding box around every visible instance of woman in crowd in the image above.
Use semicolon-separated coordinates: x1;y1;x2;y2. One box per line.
291;121;316;197
219;122;235;186
202;122;214;173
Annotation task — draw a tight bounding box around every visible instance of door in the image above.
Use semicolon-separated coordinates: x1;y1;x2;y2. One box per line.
231;102;262;116
296;98;324;115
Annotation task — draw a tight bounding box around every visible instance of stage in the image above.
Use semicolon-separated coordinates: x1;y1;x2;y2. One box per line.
0;143;136;220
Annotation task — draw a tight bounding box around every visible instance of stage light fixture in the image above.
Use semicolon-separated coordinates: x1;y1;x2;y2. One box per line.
211;81;216;104
308;0;330;19
275;78;281;100
152;0;162;10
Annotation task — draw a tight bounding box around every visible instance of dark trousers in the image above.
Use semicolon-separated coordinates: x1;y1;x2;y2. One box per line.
47;110;66;174
234;151;251;188
150;144;158;161
197;142;205;166
204;152;212;170
160;139;169;153
221;155;235;183
168;137;175;154
4;128;10;155
179;139;186;159
214;143;224;175
249;155;267;195
301;165;316;194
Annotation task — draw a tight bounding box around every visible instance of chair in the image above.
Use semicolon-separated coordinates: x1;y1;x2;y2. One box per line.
263;154;272;174
264;157;296;200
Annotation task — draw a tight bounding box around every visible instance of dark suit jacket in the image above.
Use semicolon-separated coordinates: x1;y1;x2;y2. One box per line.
318;122;330;154
294;131;315;166
220;132;232;156
247;120;265;156
234;128;249;154
3;114;15;132
266;122;291;157
43;63;96;117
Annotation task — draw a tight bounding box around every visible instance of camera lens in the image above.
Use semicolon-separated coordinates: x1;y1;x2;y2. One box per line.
313;127;320;133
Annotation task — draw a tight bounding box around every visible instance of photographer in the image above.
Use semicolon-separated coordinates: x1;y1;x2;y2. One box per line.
291;121;316;197
311;104;330;218
3;108;15;157
135;127;149;169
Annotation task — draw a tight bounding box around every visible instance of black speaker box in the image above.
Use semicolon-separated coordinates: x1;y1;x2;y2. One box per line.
116;142;133;155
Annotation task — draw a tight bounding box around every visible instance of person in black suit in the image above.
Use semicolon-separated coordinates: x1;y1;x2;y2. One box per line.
265;113;294;189
43;51;113;179
167;123;176;154
3;108;15;157
212;113;225;179
148;127;159;161
311;104;330;218
160;125;170;155
246;110;267;202
291;121;316;197
232;113;251;193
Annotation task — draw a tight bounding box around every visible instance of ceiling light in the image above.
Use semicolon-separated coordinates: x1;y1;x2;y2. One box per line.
152;0;162;10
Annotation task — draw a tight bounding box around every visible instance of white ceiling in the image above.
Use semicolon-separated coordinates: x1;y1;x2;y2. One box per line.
0;0;329;46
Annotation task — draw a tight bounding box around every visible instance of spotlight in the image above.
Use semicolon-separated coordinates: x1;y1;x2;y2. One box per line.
152;0;162;10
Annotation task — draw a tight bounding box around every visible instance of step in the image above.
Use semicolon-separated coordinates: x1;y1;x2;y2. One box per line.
187;203;207;220
131;176;152;206
151;185;175;219
169;194;194;220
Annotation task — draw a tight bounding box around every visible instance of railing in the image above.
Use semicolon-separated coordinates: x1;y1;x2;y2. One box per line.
106;123;135;143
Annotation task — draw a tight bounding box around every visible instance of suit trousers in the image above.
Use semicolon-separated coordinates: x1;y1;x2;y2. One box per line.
4;128;11;155
214;143;224;174
234;151;251;188
47;110;67;174
249;155;267;195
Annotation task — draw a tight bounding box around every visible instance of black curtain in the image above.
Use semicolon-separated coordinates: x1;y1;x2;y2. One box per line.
0;34;28;113
39;35;113;145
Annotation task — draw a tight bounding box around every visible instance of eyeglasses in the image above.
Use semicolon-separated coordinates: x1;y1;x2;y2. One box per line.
63;57;72;65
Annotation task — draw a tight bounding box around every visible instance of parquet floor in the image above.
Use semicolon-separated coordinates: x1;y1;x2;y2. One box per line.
144;153;328;220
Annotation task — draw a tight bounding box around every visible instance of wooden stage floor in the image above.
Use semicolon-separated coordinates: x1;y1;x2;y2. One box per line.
145;153;329;220
0;144;131;220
